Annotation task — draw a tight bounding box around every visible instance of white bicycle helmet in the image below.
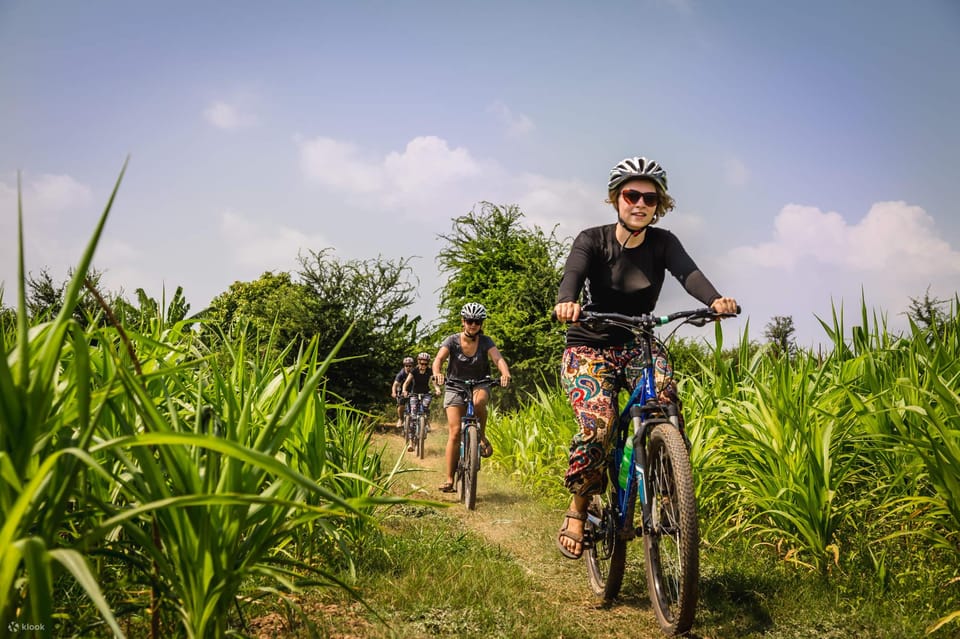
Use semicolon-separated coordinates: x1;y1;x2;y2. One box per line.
417;352;430;361
460;302;488;321
608;156;668;192
402;356;414;365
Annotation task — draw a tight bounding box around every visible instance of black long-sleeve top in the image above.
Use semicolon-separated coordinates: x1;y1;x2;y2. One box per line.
557;224;721;346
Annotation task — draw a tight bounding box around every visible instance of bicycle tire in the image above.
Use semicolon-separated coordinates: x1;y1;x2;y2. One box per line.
416;413;427;459
403;412;413;450
585;484;627;599
643;422;699;636
463;425;479;510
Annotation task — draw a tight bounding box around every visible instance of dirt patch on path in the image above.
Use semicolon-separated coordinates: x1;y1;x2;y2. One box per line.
376;425;670;639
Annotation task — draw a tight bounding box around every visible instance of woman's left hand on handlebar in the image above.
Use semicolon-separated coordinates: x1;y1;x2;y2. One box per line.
710;297;738;315
500;375;511;388
554;301;581;322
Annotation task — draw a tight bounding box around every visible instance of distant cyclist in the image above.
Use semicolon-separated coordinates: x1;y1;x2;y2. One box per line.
553;156;738;560
432;302;511;493
401;352;442;451
391;356;415;430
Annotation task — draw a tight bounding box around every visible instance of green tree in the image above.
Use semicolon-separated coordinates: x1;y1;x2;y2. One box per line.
25;267;107;326
764;315;797;359
204;251;422;412
434;202;567;405
297;248;421;409
204;271;322;363
906;286;949;332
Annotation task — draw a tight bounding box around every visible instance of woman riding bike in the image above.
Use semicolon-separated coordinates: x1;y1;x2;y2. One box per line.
401;352;441;452
432;302;511;493
554;155;738;560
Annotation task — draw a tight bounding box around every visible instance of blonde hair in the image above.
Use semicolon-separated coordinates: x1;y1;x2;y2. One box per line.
606;181;676;225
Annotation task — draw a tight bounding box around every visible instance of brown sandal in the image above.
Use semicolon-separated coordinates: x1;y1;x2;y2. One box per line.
479;438;494;458
556;510;587;560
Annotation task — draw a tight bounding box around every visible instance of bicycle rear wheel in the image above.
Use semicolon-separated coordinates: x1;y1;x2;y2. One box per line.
585;484;627;599
643;423;699;636
462;425;479;510
416;414;427;459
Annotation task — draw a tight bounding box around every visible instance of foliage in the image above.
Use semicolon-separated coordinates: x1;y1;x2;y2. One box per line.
434;202;567;406
1;167;412;637
763;314;797;360
297;248;422;410
497;298;960;633
905;286;950;331
203;250;422;413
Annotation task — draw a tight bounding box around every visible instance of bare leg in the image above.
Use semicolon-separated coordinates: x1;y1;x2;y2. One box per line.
443;405;463;486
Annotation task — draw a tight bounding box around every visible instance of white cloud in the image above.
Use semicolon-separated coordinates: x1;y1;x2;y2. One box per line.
720;201;960;346
1;173;95;296
203;101;256;130
298;134;484;211
299;135;481;193
731;201;960;274
488;100;535;137
298;137;381;192
218;209;331;273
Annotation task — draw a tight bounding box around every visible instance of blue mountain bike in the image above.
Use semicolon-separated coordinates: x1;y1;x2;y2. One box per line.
445;376;496;511
571;306;738;636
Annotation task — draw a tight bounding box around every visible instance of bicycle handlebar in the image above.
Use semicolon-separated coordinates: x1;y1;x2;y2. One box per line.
444;376;498;388
552;306;741;331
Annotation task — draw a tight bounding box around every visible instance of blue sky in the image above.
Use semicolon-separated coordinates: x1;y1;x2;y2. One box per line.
2;0;959;348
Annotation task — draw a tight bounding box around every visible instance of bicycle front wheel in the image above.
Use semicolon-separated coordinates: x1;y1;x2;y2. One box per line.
416;414;427;459
585;484;627;599
462;425;479;510
643;423;699;636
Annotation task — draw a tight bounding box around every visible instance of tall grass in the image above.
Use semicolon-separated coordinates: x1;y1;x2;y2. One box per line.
495;300;960;634
1;168;409;637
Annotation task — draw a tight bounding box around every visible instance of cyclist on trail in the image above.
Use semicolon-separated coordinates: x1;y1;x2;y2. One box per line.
391;356;415;430
401;352;442;451
553;156;738;560
432;302;512;493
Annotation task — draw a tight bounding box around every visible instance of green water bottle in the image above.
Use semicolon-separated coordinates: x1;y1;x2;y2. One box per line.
618;434;634;490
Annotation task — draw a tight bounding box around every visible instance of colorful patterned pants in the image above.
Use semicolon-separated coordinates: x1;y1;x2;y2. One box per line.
560;342;674;497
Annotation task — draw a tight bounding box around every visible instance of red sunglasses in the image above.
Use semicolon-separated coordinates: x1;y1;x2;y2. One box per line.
622;189;659;206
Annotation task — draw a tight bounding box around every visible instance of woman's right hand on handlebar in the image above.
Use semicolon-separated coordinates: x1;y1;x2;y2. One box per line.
710;297;739;315
554;301;581;323
433;373;445;387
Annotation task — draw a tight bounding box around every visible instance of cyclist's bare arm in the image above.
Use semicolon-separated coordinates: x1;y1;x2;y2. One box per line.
432;346;450;386
488;346;511;387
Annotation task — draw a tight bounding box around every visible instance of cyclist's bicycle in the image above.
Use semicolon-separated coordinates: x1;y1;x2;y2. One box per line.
565;306;738;636
445;376;496;511
404;393;431;459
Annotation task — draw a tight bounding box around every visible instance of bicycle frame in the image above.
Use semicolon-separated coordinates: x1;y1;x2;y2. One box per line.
610;333;673;536
446;377;495;510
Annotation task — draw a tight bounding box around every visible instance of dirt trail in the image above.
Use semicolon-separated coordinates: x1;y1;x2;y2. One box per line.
376;425;669;639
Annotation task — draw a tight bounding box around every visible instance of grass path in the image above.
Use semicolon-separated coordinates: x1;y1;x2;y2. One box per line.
364;424;669;639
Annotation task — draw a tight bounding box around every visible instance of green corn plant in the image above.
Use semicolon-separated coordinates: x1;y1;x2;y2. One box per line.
716;351;870;572
487;384;572;502
80;316;389;638
1;169;127;636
